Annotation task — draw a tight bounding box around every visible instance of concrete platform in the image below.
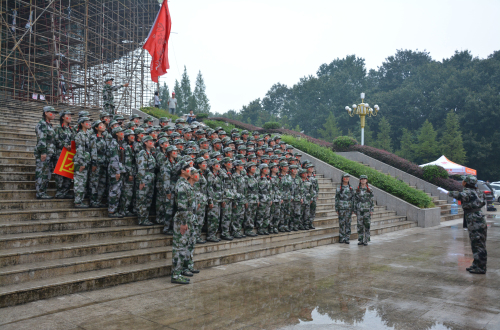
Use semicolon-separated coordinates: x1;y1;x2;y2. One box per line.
0;215;497;330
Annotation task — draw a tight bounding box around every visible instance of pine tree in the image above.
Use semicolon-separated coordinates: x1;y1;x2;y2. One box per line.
416;120;440;163
179;66;192;114
294;124;301;132
363;122;374;147
375;117;392;152
159;83;170;110
317;112;341;143
173;80;182;115
396;128;415;161
193;71;211;114
441;110;466;164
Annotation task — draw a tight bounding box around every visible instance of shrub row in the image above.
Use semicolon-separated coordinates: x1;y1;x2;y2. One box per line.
140;107;179;121
341;144;463;192
203;119;238;133
281;135;435;208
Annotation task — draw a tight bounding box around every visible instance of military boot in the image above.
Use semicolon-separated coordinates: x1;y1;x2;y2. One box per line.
171;275;190;284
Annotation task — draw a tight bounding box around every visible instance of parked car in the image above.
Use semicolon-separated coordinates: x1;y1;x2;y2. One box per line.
477;181;495;208
490;183;500;203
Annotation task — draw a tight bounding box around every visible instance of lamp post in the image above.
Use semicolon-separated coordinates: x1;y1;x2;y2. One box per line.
345;93;380;145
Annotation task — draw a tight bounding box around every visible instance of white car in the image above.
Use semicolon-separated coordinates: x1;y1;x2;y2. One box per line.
490;184;500;203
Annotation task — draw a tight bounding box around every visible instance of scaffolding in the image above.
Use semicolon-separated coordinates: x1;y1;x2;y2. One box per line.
0;0;160;115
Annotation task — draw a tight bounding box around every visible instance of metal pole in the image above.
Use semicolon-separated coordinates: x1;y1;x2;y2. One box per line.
361;127;364;146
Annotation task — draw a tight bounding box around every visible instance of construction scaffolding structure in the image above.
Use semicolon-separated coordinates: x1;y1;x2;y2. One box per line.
0;0;160;115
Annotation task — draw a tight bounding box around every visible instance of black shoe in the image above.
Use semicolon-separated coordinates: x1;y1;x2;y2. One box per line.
263;231;270;235
278;227;286;232
358;242;364;245
221;235;233;241
189;269;200;274
298;226;305;230
291;228;299;231
206;237;219;242
309;225;315;229
285;227;291;232
468;268;486;274
245;232;258;237
38;194;54;200
466;266;476;271
140;220;154;226
233;234;243;239
196;238;207;244
363;243;368;246
345;241;350;244
182;270;194;277
75;203;89;208
108;212;123;218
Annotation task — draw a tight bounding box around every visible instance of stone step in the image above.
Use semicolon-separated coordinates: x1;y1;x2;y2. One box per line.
0;198;75;211
0;164;36;173
0;172;37;181
441;213;464;222
0;189;57;200
0;132;37;140
0;207;111;221
0;137;37;146
0;157;35;165
0;150;35;159
0;127;36;135
0;180;59;190
0;143;36;152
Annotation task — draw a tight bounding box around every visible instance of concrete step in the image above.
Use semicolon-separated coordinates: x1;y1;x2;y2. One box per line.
0;198;74;211
0;172;37;181
0;207;111;221
0;189;57;200
441;213;464;222
0;164;36;173
0;150;35;159
0;157;35;165
0;143;35;152
0;180;59;190
0;137;37;146
0;132;37;140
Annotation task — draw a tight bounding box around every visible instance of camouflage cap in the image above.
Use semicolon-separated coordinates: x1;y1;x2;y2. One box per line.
111;126;123;134
173;138;185;145
462;175;478;185
270;155;279;160
252;131;260;135
305;163;314;168
247;147;255;153
142;135;153;143
158;137;169;145
342;173;351;178
212;138;222;144
139;123;149;128
299;169;308;175
248;136;255;141
219;130;227;136
247;154;257;160
269;162;279;168
221;136;231;143
59;110;72;118
241;130;249;135
231;128;239;133
273;135;281;140
182;155;193;163
152;125;162;131
266;148;273;152
159;117;170;123
195;129;205;135
114;115;124;121
289;165;299;169
222;156;232;164
78;116;91;125
279;141;286;145
237;145;247;150
124;129;135;136
78;110;90;118
144;116;155;122
210;151;221;159
129;114;142;120
190;167;200;175
125;122;135;129
286;145;293;149
233;160;242;167
235;154;245;160
279;161;289;167
274;149;283;154
185;148;196;154
195;157;206;164
166;145;178;153
231;133;241;138
92;120;103;128
246;162;257;168
198;138;208;144
134;127;145;135
161;126;173;132
182;127;192;133
223;147;233;154
170;132;181;138
158;132;167;139
215;126;223;131
258;163;268;170
185;141;197;147
294;152;302;157
109;120;119;127
261;155;270;160
144;128;154;134
174;124;184;129
209;159;220;167
104;78;114;82
359;175;368;180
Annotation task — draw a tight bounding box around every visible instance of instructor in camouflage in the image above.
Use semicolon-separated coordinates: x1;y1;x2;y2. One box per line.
102;78;129;115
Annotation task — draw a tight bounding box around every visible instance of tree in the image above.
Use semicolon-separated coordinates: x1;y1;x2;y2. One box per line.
374;117;392;152
173;80;181;114
240;99;263;125
415;120;440;164
440;110;466;164
317;112;341;142
363;122;374;147
179;66;193;114
193;71;211;114
396;128;415;161
159;83;170;110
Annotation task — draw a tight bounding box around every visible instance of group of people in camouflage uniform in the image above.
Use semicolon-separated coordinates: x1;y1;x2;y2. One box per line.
34;106;320;284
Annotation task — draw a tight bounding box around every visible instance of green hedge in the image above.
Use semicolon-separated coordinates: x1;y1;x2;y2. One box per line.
140;107;179;121
263;122;281;129
281;135;434;208
203;120;238;133
422;165;449;181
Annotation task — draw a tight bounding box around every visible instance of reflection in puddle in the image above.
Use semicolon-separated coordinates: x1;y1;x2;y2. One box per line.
297;307;451;329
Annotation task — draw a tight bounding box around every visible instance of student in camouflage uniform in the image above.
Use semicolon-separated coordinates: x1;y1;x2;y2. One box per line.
289;165;304;231
269;163;282;234
155;137;170;225
89;120;108;207
119;129;136;216
354;175;374;246
232;160;248;238
244;162;259;237
306;164;318;229
193;157;209;243
206;159;223;242
220;157;236;240
102;78;129;115
171;162;197;284
163;146;180;235
335;173;355;244
300;169;313;229
54;110;75;199
256;164;272;235
107;127;126;217
73;117;92;207
279;161;292;232
449;175;487;274
35;106;58;199
186;168;202;274
136;136;156;225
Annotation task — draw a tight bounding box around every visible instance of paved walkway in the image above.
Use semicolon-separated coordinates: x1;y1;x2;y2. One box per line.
1;214;499;330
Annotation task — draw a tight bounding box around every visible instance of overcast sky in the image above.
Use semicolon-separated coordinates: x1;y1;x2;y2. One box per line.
158;0;500;114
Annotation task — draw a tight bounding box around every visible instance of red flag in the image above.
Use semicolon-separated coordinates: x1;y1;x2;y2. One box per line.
143;1;171;83
54;141;76;179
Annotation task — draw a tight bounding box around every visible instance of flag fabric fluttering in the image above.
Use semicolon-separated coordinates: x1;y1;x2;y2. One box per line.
54;141;76;179
142;1;171;83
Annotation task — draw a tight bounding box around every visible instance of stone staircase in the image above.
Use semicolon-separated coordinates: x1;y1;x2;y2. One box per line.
0;99;417;307
351;160;463;222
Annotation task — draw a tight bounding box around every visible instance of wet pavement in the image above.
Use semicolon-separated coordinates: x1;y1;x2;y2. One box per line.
1;214;499;330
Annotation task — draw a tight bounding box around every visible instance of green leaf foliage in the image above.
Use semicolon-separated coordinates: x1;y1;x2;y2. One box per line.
332;136;358;151
281;135;434;208
441;110;466;164
416;120;440;164
203;120;237;132
140;107;179;121
422;165;449;182
263;122;281;129
375;117;392;152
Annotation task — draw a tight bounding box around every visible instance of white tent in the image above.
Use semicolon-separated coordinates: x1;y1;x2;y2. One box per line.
419;155;476;176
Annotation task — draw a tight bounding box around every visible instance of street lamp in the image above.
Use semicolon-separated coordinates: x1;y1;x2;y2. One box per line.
345;93;380;145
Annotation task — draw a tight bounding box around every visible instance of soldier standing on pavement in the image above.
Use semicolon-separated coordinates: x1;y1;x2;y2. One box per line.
335;173;355;244
449;175;488;274
73;117;92;208
155;137;170;225
163;146;180;235
54;110;75;199
107;127;126;217
193;157;209;244
354;175;374;246
206;159;223;242
102;78;129;115
35;106;58;199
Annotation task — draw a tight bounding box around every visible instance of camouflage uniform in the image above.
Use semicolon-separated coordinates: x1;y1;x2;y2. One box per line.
136;148;157;225
73;129;91;205
155;149;169;225
290;175;304;231
102;82;125;115
220;167;236;238
193;168;209;241
89;133;108;207
107;137;126;214
34;117;56;198
206;167;223;241
54;122;75;198
354;187;374;244
244;170;259;235
309;174;319;226
449;179;487;273
256;173;272;233
301;175;313;229
335;183;355;243
163;158;181;233
232;170;247;237
118;138;136;215
279;173;293;232
171;177;196;281
269;174;282;233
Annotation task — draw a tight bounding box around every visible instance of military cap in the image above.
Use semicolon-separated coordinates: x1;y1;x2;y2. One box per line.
92;120;103;128
241;130;249;135
269;162;279;167
289;165;299;169
286;145;293;149
266;148;273;152
78;110;90;118
210;151;221;159
231;133;240;138
111;126;123;134
159;117;170;123
299;169;308;175
261;155;270;160
235;154;245;160
59;110;72;118
195;157;206;164
279;141;286;145
198;138;209;144
270;155;279;160
237;145;247;151
125;122;135;129
212;138;222;144
221;136;231;143
173;138;185;145
174;124;184;129
248;136;255;141
462;175;478;185
198;149;209;155
43;106;58;114
144;116;155;122
280;161;289;167
124;129;135;136
257;138;264;142
259;163;268;170
134;127;145;135
109;120;119;127
273;135;281;140
161;126;173;132
186;141;197;147
223;147;233;154
342;173;351;178
234;139;244;145
359;175;368;180
78;116;91;125
247;154;257;160
246;162;257;168
294;152;302;157
170;132;181;138
195;129;205;135
114;115;124;121
233;160;242;167
274;149;283;154
166;145;178;153
104;78;114;82
152;125;162;131
158;132;167;139
230;128;239;133
175;118;186;124
206;128;215;135
158;137;169;145
185;148;196;154
209;159;220;166
142;135;154;143
129;114;142;120
305;163;314;168
215;126;223;131
139;123;149;128
219;130;227;136
182;127;192;133
145;127;154;134
222;156;232;164
190;167;200;175
247;147;255;153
